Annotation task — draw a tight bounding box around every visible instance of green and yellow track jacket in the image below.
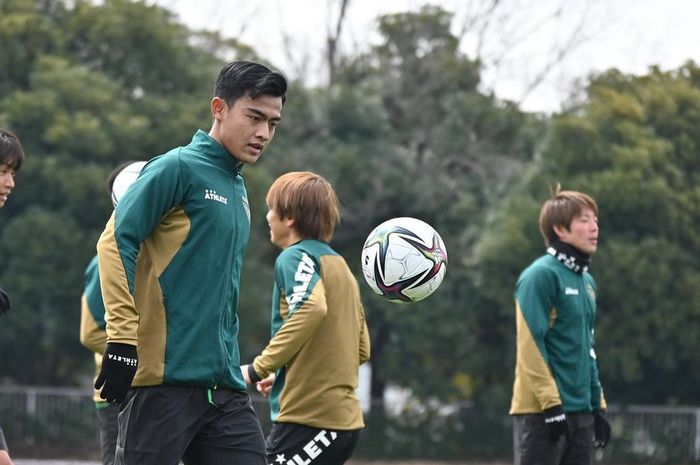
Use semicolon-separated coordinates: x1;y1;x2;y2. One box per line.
97;130;250;390
510;252;606;414
252;239;370;430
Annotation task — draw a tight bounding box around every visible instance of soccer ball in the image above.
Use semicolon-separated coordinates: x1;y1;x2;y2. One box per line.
361;217;448;303
111;161;147;207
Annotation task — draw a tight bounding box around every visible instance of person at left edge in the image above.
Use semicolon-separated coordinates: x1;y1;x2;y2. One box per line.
94;60;287;465
0;128;25;465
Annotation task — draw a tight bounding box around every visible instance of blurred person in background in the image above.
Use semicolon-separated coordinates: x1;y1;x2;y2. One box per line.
80;161;145;465
0;128;26;465
510;185;611;465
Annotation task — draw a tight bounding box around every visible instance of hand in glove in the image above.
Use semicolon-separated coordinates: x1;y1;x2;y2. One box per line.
95;343;138;403
543;405;568;441
593;409;611;448
0;287;10;315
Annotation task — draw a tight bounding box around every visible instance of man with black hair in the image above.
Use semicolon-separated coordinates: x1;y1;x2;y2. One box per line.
95;60;287;465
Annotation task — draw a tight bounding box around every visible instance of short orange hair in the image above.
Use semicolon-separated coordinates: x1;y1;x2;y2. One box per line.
266;171;340;242
539;184;598;246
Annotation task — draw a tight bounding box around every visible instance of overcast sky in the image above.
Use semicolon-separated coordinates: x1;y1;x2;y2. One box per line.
152;0;700;113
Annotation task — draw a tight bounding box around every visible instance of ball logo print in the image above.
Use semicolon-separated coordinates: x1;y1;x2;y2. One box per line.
361;217;447;303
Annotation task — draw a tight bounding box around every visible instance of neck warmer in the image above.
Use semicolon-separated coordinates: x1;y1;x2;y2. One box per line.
547;240;591;274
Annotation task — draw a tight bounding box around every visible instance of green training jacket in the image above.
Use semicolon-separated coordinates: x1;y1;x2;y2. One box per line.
252;239;371;430
97;130;250;390
510;251;607;414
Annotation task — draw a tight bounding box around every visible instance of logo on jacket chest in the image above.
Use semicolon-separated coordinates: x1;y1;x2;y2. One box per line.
204;189;228;204
565;287;579;295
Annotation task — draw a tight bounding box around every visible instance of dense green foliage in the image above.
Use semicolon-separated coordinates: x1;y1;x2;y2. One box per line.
1;0;699;413
472;64;700;406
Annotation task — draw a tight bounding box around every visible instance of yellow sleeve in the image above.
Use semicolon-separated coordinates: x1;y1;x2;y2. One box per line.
253;281;328;379
96;213;139;345
79;293;107;354
510;300;562;413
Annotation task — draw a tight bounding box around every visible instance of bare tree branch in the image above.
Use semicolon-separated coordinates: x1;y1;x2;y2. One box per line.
326;0;350;85
517;8;590;103
453;1;603;108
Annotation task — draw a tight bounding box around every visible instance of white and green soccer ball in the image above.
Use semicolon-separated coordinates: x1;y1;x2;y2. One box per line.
361;217;448;303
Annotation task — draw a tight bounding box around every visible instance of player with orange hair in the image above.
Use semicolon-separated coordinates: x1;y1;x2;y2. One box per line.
510;185;611;465
242;171;370;465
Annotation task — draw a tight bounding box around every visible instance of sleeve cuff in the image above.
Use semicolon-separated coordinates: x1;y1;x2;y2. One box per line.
248;364;262;383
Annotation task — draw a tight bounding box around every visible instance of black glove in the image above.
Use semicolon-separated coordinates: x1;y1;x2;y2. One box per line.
543;405;568;441
0;287;10;315
95;343;138;403
593;409;611;448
